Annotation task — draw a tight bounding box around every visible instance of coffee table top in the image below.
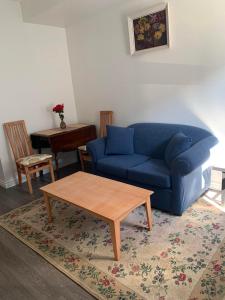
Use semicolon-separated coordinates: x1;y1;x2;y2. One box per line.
41;172;153;222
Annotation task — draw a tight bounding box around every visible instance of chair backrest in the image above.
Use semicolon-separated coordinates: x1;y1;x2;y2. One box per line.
3;120;33;161
99;111;113;138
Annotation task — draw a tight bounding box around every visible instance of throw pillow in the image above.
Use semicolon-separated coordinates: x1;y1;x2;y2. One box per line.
105;125;134;155
165;132;192;167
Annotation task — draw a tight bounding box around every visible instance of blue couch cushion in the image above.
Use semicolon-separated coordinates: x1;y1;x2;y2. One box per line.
128;123;210;159
105;125;134;155
97;154;149;179
164;132;192;167
128;159;171;188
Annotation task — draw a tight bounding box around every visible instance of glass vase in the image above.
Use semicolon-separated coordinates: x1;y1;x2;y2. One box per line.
59;114;66;129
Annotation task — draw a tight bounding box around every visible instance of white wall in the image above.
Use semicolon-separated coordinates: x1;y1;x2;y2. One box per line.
66;0;225;169
0;0;77;188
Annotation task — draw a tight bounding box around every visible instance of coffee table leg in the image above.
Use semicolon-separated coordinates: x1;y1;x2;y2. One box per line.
145;198;152;231
44;192;53;223
110;221;120;261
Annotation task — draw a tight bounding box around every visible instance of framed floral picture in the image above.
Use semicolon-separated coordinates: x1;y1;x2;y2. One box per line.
128;3;169;55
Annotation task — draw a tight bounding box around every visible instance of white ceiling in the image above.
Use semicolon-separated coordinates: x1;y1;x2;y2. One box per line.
19;0;128;27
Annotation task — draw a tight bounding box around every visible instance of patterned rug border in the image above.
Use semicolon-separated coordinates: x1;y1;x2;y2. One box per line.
0;198;144;300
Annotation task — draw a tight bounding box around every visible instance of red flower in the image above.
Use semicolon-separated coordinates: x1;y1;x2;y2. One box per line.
178;273;186;281
131;265;140;273
66;256;79;263
22;225;30;230
214;264;222;272
41;239;52;244
212;223;220;230
53;104;64;113
174;237;180;243
105;239;112;245
111;266;120;274
101;279;110;286
186;223;193;228
160;251;168;258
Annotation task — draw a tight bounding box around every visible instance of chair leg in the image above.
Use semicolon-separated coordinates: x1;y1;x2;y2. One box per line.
49;160;55;182
17;168;22;186
54;153;59;177
32;167;37;179
25;167;33;194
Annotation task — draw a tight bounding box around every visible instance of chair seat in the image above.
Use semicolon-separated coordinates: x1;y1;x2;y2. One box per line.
17;154;52;167
128;159;171;188
78;145;87;152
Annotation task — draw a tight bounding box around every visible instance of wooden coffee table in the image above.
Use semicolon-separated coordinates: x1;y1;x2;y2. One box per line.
41;172;153;261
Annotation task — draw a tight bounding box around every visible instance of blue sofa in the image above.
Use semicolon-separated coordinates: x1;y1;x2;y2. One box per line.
87;123;218;215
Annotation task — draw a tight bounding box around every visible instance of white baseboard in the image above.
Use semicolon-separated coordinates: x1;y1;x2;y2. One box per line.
0;169;50;189
0;177;17;189
0;170;51;189
0;178;8;189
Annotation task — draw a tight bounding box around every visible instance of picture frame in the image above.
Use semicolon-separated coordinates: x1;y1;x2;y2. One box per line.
128;3;169;55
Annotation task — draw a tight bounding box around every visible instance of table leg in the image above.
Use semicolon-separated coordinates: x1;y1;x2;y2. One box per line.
110;221;121;261
44;192;53;223
54;153;59;178
145;198;152;231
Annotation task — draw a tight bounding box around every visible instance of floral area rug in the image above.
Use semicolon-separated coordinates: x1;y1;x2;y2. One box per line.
0;196;225;300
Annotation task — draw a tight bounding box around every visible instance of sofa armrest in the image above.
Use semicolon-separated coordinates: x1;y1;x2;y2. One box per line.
171;135;218;176
87;138;106;163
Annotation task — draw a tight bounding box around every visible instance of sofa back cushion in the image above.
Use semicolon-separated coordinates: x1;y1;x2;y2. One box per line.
128;123;211;159
105;125;134;155
164;132;192;167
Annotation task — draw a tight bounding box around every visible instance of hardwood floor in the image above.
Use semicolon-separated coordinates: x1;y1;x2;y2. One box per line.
0;163;95;300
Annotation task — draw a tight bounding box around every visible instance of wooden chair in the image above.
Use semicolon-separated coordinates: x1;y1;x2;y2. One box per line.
99;111;113;138
78;111;113;171
3;120;55;194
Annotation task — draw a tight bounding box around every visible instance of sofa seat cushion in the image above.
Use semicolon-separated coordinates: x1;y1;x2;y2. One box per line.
128;159;171;188
96;154;149;179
